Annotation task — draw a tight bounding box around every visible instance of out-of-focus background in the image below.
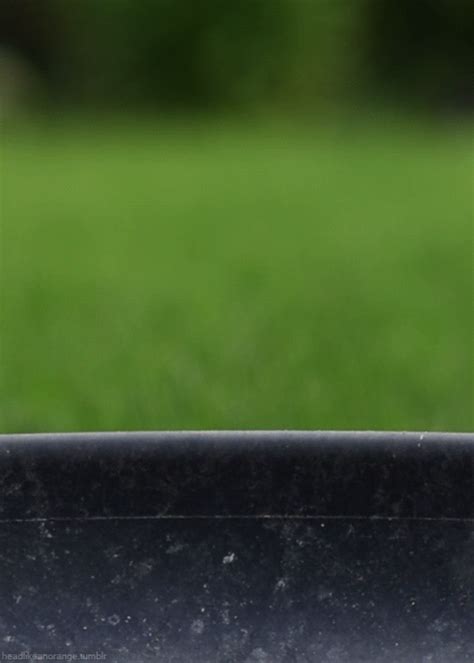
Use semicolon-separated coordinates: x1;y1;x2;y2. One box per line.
0;0;472;433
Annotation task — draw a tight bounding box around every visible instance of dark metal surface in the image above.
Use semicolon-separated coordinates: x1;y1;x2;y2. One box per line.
0;431;473;662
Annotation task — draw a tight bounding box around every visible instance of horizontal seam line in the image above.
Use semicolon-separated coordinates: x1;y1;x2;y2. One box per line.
0;515;473;524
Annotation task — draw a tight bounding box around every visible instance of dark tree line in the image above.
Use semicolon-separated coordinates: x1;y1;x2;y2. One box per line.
0;0;472;110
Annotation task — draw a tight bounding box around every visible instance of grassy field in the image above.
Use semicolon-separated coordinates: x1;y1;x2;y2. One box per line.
1;117;472;433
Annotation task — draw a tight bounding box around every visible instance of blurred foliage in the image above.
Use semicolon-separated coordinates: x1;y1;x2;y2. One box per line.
0;0;472;110
366;0;474;107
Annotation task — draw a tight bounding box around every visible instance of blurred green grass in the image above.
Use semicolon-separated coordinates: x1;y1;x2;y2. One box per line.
1;118;472;432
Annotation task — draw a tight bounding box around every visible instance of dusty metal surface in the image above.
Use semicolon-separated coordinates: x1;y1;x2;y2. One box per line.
0;431;473;662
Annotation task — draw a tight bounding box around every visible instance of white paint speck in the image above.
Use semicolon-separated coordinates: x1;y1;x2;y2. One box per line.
275;578;287;591
222;609;230;625
166;542;185;554
191;619;205;635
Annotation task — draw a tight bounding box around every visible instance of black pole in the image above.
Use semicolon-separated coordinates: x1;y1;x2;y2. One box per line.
0;431;473;662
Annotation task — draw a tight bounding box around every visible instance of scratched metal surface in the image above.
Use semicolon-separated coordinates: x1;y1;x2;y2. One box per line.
0;431;473;662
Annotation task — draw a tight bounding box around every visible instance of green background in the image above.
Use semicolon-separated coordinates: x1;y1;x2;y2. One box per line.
0;1;472;432
2;118;472;432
